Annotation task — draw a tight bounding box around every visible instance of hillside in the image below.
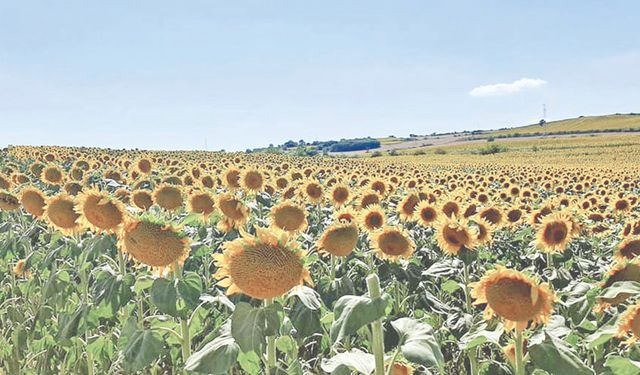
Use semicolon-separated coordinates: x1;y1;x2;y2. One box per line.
488;113;640;137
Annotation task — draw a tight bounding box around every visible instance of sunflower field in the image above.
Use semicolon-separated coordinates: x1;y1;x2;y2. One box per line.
1;142;640;375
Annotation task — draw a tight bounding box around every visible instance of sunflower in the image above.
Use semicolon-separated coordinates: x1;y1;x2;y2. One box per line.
615;237;640;262
43;193;81;236
360;204;386;232
270;201;308;232
302;180;324;204
397;193;420;221
241;169;265;193
0;173;11;190
0;191;20;211
118;217;189;274
617;302;640;345
479;207;505;227
416;201;438;227
436;217;477;255
535;212;576;253
213;227;312;300
76;189;126;234
317;222;359;257
372;226;415;261
132;190;154;211
474;218;494;245
358;190;381;209
334;207;358;224
13;259;31;279
470;265;555;331
223;167;242;190
506;207;524;227
64;182;83;196
42;165;64;185
153;184;184;211
330;184;351;207
595;259;640;312
136;158;152;174
441;200;460;219
19;187;47;218
385;362;414;375
216;193;249;231
188;191;216;219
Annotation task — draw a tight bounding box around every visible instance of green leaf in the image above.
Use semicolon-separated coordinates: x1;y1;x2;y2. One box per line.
184;334;239;374
330;294;387;344
605;356;640;375
151;278;178;317
599;281;640;300
391;317;445;370
237;350;262;375
290;300;322;337
459;322;504;350
57;305;87;341
529;332;595;375
288;285;322;310
321;349;375;375
122;329;163;372
231;302;267;353
442;279;461;294
177;272;203;309
585;316;619;349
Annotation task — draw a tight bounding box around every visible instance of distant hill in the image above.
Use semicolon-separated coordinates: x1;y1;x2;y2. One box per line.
487;113;640;138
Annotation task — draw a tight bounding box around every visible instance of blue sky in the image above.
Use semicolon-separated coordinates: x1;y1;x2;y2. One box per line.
1;1;639;151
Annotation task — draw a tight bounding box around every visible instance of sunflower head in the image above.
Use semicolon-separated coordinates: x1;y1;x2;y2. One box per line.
360;204;386;233
436;217;477;255
43;165;64;185
536;212;576;253
223;168;242;190
153;184;184;211
270;201;308;232
470;265;556;331
19;187;47;218
241;169;265;193
76;189;127;234
303;180;324;204
188;191;216;219
0;191;20;211
214;227;312;300
318;221;359;257
216;193;249;230
330;184;351;206
398;193;420;221
43;193;81;236
132;189;154;211
117;216;190;274
416;201;438;227
615;237;640;262
372;226;415;261
617;302;640;345
596;259;640;311
479;207;504;227
334;207;358;224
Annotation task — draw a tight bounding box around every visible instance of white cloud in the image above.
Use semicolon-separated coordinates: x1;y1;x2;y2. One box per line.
469;78;547;97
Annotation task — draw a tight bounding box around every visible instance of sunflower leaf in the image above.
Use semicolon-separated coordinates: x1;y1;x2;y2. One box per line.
330;294;387;344
391;317;445;370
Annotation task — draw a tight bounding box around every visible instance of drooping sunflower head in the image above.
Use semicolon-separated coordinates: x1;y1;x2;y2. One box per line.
216;193;249;231
359;190;381;209
536;212;575;253
397;193;420;221
416;201;438;227
372;226;415;261
117;216;190;274
441;200;460;219
43;193;81;236
214;226;312;300
359;204;386;233
0;191;20;212
617;302;640;345
470;265;556;331
436;217;477;256
479;206;504;227
19;187;47;218
153;184;184;211
223;167;242;190
188;190;216;219
132;189;154;211
43;165;64;185
615;237;640;262
270;201;308;233
241;169;265;193
76;189;127;234
318;221;359;257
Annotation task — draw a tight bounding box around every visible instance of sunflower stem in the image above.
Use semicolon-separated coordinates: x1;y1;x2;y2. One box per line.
366;274;385;375
265;298;277;372
514;328;525;375
173;261;192;363
330;255;336;280
462;262;472;314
